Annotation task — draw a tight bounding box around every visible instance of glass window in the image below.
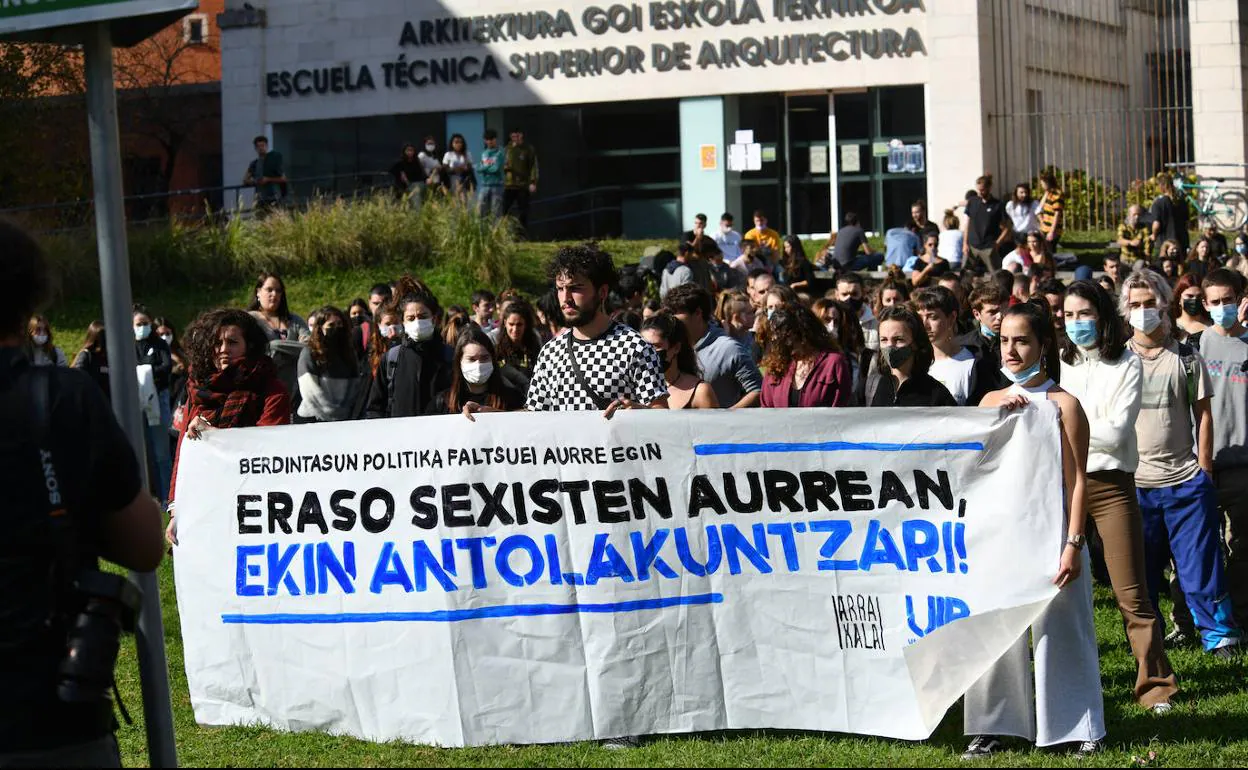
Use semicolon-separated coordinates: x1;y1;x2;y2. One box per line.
835;92;870;141
878;85;925;138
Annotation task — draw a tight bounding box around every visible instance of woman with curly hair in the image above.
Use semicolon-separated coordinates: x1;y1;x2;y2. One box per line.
759;303;851;408
296;305;362;423
166;308;290;543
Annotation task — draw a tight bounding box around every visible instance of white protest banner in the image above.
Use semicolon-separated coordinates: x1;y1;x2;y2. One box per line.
173;406;1063;746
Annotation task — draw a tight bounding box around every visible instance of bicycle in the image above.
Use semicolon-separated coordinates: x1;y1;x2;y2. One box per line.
1175;176;1248;231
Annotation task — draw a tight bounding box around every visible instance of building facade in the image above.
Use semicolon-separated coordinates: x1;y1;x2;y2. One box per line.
219;0;1209;239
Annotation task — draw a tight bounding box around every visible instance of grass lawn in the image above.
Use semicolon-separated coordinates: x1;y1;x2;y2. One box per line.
110;563;1248;768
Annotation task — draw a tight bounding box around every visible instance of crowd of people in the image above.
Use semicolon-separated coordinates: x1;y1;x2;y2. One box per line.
14;168;1248;759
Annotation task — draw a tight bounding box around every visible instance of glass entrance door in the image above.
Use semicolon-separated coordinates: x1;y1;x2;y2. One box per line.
785;94;832;236
834;86;927;233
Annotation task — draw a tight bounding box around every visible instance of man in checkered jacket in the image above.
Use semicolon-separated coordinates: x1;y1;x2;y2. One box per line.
470;243;669;418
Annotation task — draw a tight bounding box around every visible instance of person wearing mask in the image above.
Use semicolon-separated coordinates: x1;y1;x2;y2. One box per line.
1196;268;1248;629
1151;173;1190;255
296;306;362;423
390;143;422;200
904;232;950;288
1037;172;1065;250
831;211;883;271
353;304;402;419
417;136;445;194
963;174;1011;274
0;218;164;769
429;326;524;416
475;129;506;217
493;299;543;394
662;283;761;409
72;321;110;401
640;313;718;409
714;212;743;262
969;284;1008;388
814;297;870;393
759;304;851;408
166;308;291;544
1171;272;1211;342
1120;270;1242;657
778;235;816;292
249;271;310;343
963;299;1104;760
744;210;782;259
1117;205;1153;266
1061;280;1177;713
1005;182;1041;245
347;299;372;360
442;133;474;199
914;287;997;406
858;305;957;407
365;290;452;419
502;128;539;232
25;315;66;367
133;304;174;504
835;272;877;349
1227;233;1248;284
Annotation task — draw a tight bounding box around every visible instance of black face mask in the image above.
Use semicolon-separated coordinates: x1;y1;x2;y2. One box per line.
1182;298;1204;317
351;315;366;327
657;352;669;372
846;297;864;314
883;345;913;370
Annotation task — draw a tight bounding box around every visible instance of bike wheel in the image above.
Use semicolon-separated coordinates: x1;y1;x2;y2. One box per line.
1212;190;1248;231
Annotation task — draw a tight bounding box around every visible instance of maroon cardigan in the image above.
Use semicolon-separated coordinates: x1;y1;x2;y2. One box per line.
760;350;852;408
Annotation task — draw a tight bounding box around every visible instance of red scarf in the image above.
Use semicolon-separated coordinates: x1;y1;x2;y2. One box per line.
193;356;277;429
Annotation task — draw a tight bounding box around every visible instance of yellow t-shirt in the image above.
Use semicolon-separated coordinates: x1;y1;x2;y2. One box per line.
744;226;781;256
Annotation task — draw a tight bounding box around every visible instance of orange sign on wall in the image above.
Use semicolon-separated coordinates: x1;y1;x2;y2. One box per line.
700;144;718;171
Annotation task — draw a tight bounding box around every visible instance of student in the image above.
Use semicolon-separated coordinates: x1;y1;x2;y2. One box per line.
365;290;453;419
442;133;474;199
714;212;743;261
730;238;772;278
904;232;949;287
471;289;497;332
779;235;816;292
759;305;852;408
913;287;996;406
476;129;506;217
25;315;66;367
857;305;957;407
814;297;871;393
939;208;965;267
969;284;1008;390
743;210;782;258
1061;280;1178;712
1120;270;1242;657
963;299;1104;759
835;272;877;349
133;304;174;503
660;242;697;299
640;313;718;409
72;320;110;401
1197;268;1248;628
429;325;523;416
662;283;762;409
296;306;362;423
391;143;422;198
167;309;291;542
716;290;759;363
249;271;310;343
493;299;543;384
831;211;884;271
1171;272;1211;342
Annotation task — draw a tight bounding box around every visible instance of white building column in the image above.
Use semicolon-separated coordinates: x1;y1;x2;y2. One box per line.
924;0;989;211
1190;0;1248;179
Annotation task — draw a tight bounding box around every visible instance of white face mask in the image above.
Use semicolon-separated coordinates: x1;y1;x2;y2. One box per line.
134;324;152;341
826;321;838;336
425;143;436;153
32;333;49;347
380;324;400;339
160;334;174;346
1130;307;1162;334
404;318;435;342
461;360;493;385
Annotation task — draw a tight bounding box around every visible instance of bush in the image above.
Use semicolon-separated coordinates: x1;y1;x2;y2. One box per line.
37;194;514;304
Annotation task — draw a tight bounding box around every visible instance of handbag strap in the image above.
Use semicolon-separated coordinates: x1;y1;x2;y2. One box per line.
566;327;614;410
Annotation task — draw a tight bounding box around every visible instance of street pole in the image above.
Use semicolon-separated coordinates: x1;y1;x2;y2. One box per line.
83;21;179;769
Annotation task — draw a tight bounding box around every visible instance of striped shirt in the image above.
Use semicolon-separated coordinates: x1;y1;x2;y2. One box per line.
1038;190;1064;240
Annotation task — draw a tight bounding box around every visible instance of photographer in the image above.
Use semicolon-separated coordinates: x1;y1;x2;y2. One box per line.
0;219;164;767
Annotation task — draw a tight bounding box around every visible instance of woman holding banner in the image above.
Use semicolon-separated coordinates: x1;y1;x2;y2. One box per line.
429;326;523;416
1059;280;1178;712
962;299;1105;759
166;309;292;544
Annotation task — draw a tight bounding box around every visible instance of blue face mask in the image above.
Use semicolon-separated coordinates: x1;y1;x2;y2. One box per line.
1210;303;1240;330
980;323;997;339
1065;319;1099;348
766;309;776;321
1000;358;1043;385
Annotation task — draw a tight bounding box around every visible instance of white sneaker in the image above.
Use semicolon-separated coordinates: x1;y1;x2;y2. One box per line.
600;736;641;750
1149;702;1173;715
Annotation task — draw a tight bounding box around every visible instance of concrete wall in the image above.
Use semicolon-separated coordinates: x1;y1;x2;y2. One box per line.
1191;0;1248;180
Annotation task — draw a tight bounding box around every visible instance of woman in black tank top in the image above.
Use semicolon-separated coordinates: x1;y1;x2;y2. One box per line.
640;314;718;410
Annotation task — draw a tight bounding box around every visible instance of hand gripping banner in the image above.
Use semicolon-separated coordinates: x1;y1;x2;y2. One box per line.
173;405;1063;746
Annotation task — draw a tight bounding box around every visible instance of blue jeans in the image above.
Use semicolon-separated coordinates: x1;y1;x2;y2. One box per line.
478;185;504;218
144;390;173;504
1139;471;1241;651
849;252;885;271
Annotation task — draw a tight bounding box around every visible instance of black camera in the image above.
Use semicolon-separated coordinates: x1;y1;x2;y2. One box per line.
58;570;142;704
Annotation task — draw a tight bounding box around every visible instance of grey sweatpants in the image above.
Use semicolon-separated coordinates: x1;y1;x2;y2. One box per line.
964;549;1106;747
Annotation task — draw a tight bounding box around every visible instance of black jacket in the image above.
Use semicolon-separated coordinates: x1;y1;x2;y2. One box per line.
365;338;452;419
135;337;173;392
862;369;958;407
72;349;111;402
966;337;1007;406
